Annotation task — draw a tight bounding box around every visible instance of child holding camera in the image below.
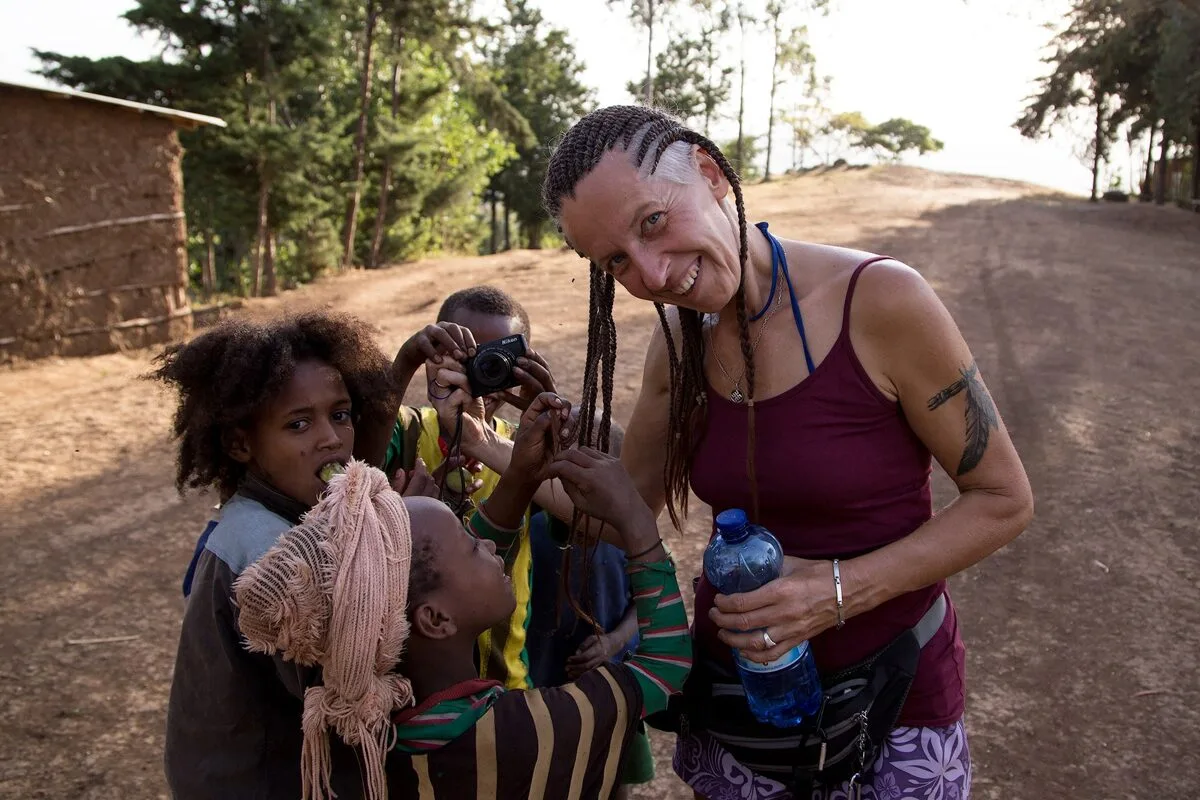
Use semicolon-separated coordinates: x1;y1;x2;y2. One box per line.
383;285;557;690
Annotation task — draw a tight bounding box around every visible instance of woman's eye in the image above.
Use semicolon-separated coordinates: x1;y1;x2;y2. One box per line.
607;254;627;272
642;211;664;233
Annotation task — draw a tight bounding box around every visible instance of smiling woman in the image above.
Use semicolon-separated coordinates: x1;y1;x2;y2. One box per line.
543;106;1035;799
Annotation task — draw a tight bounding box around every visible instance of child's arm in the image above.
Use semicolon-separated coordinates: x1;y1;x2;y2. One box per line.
466;393;572;557
363;323;478;470
546;449;691;717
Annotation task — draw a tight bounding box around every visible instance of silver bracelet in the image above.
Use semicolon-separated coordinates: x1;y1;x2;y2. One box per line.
832;558;845;629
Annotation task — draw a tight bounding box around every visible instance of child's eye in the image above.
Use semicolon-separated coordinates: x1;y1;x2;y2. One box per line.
332;409;352;424
287;419;310;432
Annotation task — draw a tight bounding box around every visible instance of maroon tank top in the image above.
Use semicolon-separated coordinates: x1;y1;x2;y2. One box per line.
691;258;966;727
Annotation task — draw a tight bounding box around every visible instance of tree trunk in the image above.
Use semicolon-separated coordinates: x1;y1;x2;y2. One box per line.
263;230;277;296
341;0;379;270
525;218;544;250
489;193;499;254
368;60;401;268
765;16;781;181
735;5;747;174
503;205;511;251
644;0;655;105
202;227;216;296
1154;124;1169;205
1191;108;1200;207
1142;120;1157;197
253;169;269;296
1090;90;1105;202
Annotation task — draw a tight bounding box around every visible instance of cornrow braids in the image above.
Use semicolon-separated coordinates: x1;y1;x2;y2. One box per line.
543;105;762;525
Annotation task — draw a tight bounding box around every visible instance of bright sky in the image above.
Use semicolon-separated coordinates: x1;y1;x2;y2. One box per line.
0;0;1107;195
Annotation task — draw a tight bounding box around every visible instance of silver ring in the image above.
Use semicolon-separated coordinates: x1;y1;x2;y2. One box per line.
431;379;450;389
762;630;777;649
427;382;454;401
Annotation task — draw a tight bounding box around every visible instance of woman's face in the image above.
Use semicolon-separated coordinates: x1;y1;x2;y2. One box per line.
558;147;742;314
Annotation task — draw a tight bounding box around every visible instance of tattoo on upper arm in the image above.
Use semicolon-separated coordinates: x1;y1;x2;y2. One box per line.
926;362;999;476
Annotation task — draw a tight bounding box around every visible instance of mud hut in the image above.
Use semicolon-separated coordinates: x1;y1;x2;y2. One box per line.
0;80;225;362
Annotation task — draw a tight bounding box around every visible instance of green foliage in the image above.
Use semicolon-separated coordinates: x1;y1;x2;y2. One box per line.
486;0;594;249
721;134;762;181
1017;0;1200;201
35;0;543;296
857;118;945;162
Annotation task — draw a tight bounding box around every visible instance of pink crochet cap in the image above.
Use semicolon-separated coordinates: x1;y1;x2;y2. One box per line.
234;459;414;800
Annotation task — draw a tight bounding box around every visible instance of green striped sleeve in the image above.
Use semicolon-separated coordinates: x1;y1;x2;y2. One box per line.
466;507;524;567
621;558;692;718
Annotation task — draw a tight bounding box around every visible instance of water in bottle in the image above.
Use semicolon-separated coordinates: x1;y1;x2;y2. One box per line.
704;508;823;728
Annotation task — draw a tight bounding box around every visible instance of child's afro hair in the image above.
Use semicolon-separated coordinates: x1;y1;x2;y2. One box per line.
151;310;396;500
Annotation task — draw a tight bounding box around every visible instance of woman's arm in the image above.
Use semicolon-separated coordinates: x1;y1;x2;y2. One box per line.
713;261;1034;661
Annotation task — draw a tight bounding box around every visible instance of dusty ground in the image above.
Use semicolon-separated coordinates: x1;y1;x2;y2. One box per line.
1;165;1198;799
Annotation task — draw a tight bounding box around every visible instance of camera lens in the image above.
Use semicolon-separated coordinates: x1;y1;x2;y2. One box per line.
473;350;513;389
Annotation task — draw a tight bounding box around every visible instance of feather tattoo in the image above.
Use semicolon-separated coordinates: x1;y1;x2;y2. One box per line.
927;362;999;476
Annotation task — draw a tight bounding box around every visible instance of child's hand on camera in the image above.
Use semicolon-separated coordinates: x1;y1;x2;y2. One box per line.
398;323;477;373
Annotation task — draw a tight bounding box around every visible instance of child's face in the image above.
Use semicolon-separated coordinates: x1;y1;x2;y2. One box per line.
409;498;517;636
443;309;526;420
232;359;355;507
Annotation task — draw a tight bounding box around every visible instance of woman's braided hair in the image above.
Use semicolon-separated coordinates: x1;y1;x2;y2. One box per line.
543;106;761;525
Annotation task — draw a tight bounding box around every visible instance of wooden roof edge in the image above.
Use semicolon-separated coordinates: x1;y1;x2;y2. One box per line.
0;79;227;129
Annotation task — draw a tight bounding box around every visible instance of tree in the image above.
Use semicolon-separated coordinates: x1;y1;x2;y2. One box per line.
610;0;681;105
763;4;816;180
721;133;762;180
489;0;594;248
733;1;754;174
857;118;945;162
341;0;380;269
692;0;733;136
821;111;871;161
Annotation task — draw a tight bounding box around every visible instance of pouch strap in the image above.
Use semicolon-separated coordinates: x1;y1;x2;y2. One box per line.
912;594;947;648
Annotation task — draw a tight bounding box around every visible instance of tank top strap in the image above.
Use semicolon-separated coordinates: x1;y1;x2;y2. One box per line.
841;256;894;338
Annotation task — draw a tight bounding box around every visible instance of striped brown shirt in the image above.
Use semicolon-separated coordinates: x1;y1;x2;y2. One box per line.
386;664;642;799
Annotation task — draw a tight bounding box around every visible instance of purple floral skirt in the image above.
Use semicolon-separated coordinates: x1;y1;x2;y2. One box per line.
674;719;971;800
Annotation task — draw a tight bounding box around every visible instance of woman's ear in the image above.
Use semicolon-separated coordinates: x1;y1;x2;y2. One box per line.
695;147;731;202
411;601;458;640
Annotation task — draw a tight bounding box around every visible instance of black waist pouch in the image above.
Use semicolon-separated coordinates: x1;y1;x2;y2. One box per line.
647;594;945;790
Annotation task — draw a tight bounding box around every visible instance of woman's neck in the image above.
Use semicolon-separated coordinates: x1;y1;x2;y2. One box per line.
718;215;777;323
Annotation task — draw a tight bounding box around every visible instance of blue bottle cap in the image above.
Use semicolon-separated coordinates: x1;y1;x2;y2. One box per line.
715;508;749;533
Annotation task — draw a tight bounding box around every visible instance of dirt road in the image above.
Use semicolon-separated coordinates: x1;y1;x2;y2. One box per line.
1;166;1197;799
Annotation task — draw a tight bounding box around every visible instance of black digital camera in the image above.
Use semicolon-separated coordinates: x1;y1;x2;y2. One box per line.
464;334;528;397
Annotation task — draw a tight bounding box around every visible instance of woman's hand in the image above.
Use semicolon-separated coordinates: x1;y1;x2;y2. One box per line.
709;556;840;664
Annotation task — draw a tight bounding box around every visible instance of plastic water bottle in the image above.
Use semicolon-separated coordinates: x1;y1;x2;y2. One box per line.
704;508;823;728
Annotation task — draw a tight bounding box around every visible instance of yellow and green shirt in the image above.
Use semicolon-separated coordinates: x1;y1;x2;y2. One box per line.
385;406;535;690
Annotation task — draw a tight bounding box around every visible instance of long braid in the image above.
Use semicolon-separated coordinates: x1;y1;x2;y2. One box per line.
543;105;758;525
